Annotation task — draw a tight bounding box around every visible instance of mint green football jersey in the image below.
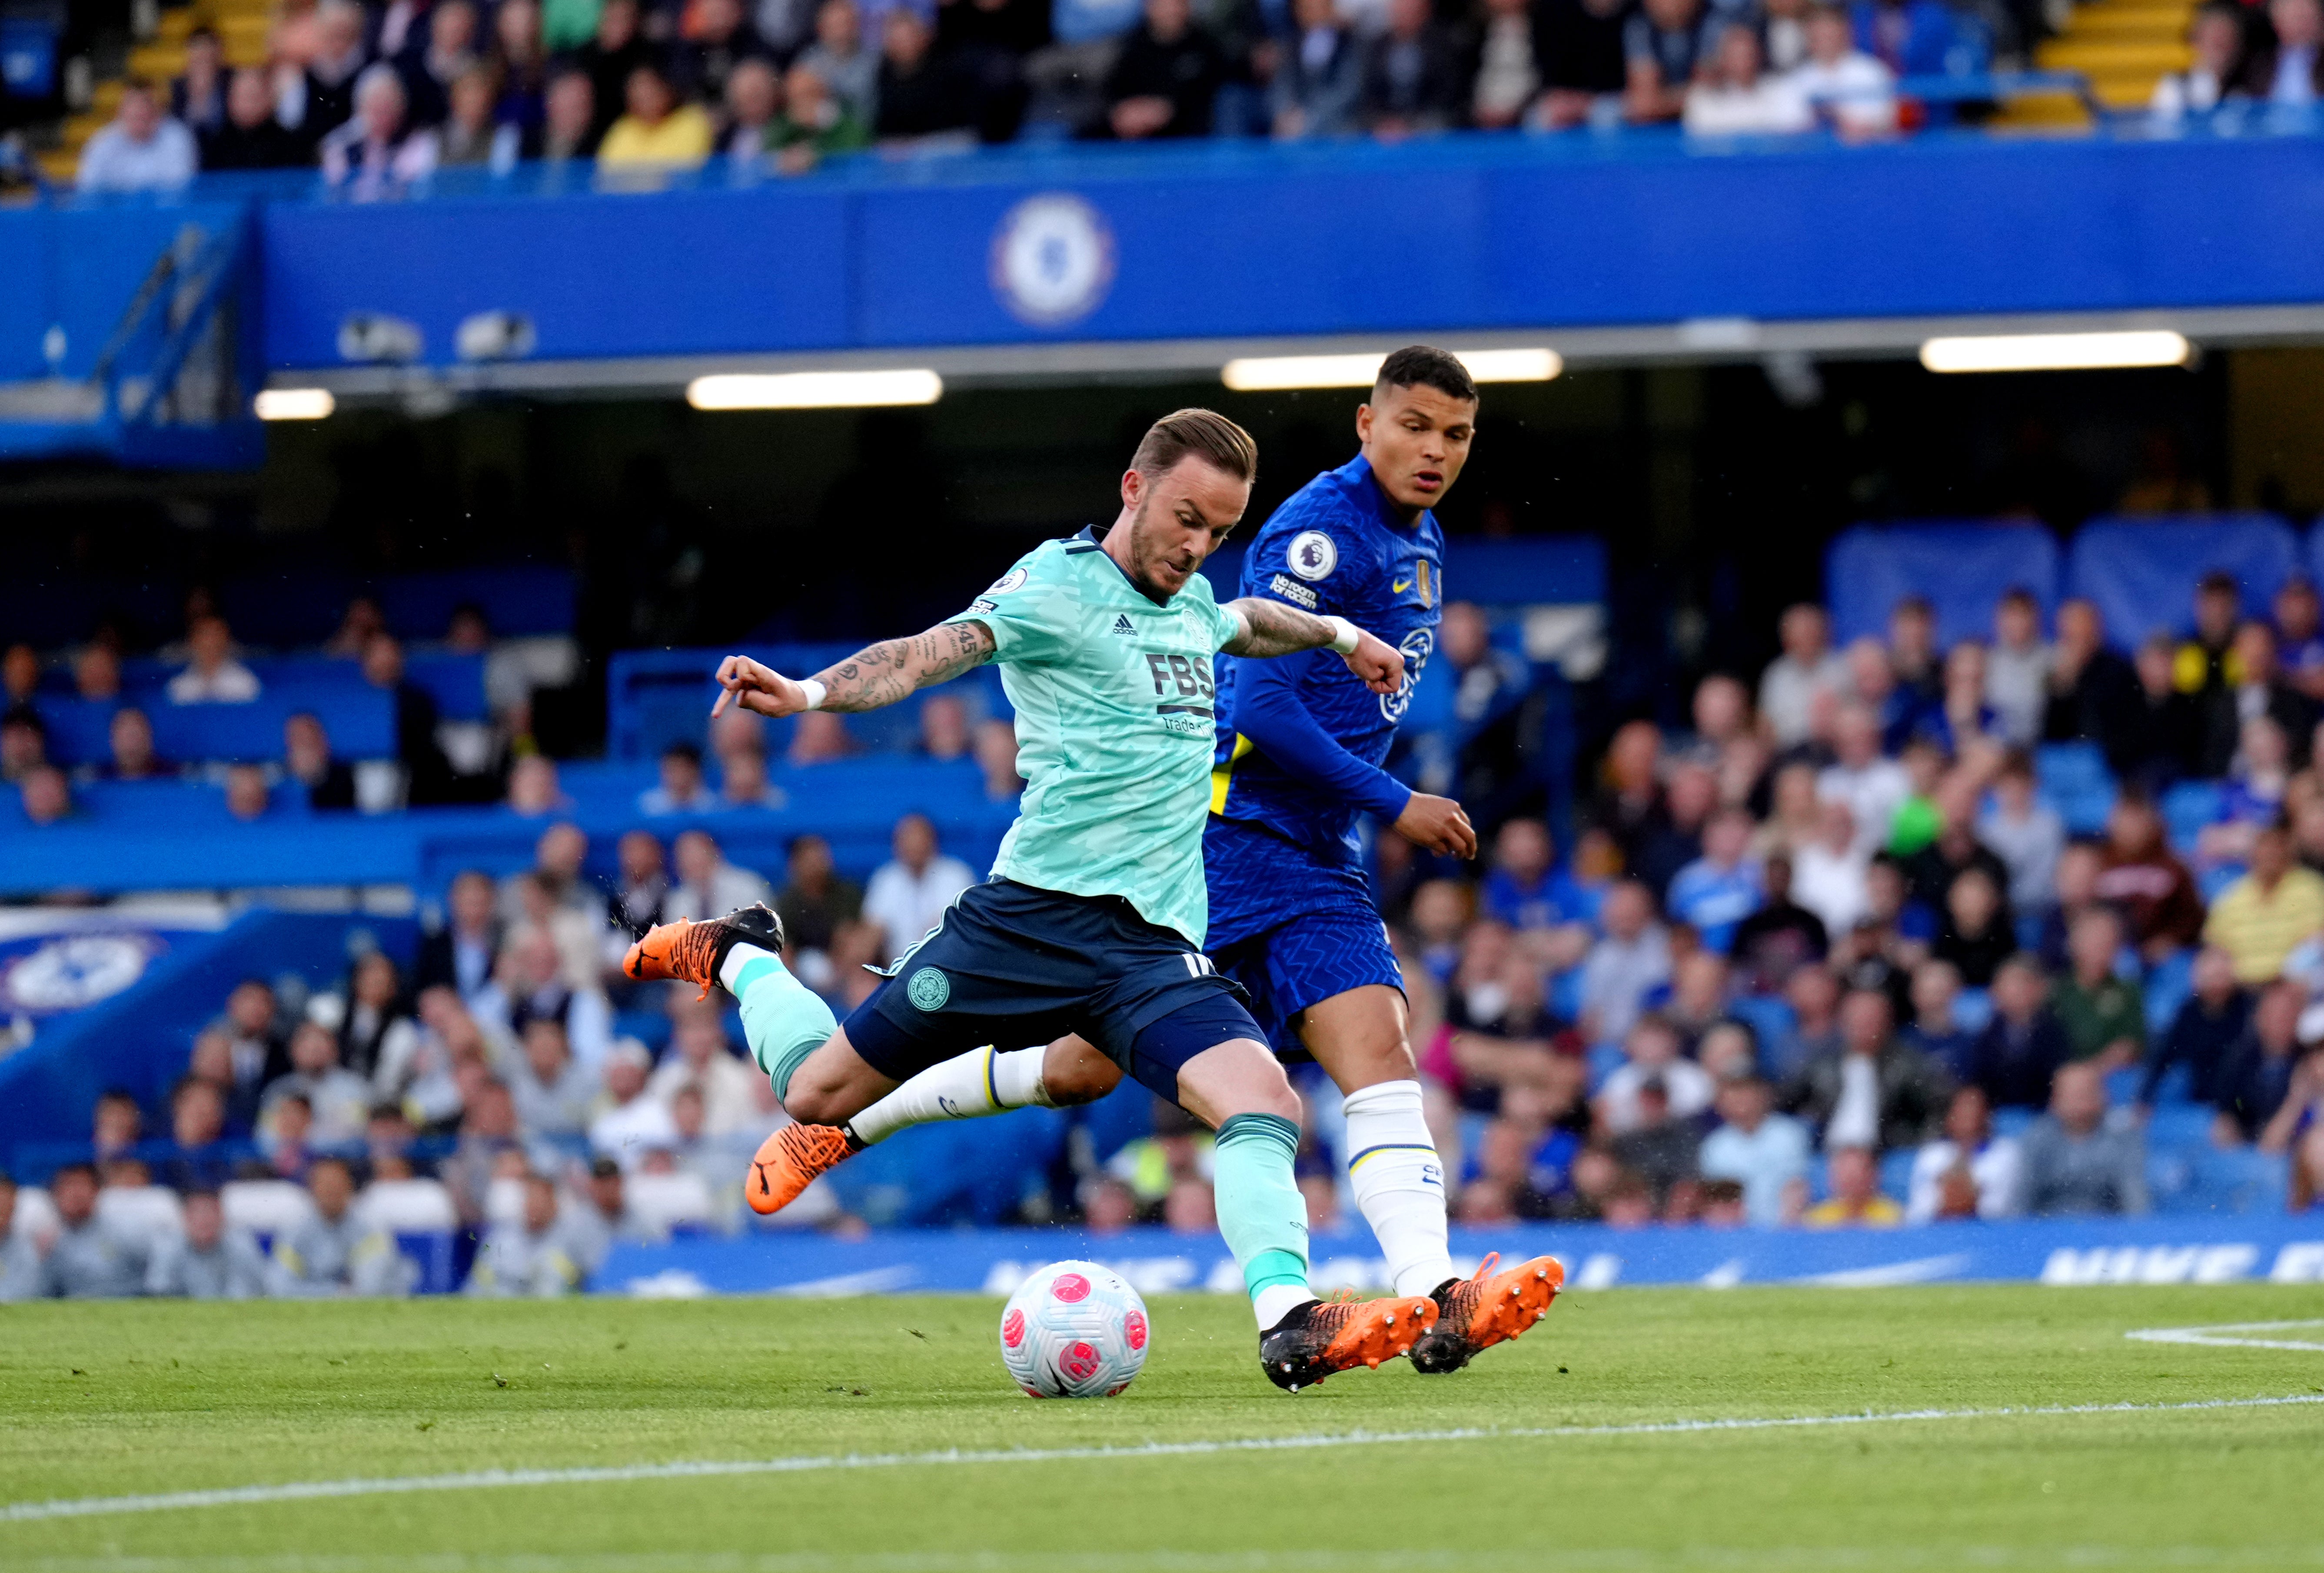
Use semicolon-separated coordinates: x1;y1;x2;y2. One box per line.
945;526;1238;944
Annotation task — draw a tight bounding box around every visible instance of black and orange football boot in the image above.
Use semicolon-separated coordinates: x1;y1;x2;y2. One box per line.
619;902;786;1000
1407;1253;1563;1375
745;1121;863;1216
1258;1292;1440;1392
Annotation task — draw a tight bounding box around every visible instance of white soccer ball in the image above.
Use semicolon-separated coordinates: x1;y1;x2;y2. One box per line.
998;1260;1150;1398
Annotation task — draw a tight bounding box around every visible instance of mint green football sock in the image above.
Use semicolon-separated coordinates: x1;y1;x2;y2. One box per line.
731;950;838;1105
1213;1112;1312;1330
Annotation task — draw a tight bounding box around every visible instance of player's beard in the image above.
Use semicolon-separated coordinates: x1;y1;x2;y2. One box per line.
1123;492;1187;600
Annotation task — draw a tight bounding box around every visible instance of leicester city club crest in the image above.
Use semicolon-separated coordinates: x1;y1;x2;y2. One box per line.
907;967;952;1012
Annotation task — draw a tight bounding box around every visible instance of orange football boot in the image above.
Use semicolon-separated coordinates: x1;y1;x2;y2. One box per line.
1408;1252;1563;1374
1259;1292;1440;1391
745;1122;861;1215
620;903;785;1000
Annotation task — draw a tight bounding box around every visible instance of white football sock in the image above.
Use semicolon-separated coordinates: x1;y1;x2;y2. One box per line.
844;1046;1054;1146
1341;1079;1453;1299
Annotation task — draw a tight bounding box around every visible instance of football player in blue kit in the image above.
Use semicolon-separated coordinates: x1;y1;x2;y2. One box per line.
807;348;1560;1375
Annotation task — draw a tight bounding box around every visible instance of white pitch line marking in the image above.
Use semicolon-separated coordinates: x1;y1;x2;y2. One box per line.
5;1393;2320;1525
2126;1320;2324;1353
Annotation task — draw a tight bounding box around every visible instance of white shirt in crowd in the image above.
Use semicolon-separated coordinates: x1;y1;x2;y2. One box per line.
1792;838;1870;936
665;862;774;923
167;660;263;705
1786;50;1897;135
862;853;976;964
1684;76;1815;135
1824;1053;1882;1149
1596;1055;1716;1135
77;117;199;192
1906;1136;2024;1221
1983;640;2053;746
1758;650;1849;746
1818;756;1910;853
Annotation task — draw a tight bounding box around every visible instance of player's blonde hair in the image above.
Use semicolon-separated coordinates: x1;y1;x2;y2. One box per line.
1131;408;1257;486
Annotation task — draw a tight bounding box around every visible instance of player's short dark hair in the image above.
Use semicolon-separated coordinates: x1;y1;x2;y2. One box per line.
1132;408;1257;485
1375;345;1477;405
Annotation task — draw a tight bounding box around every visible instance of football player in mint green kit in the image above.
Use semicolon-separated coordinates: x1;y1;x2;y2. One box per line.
624;409;1436;1391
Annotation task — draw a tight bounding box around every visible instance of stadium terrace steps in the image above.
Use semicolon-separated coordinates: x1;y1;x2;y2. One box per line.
1998;0;2196;122
47;0;274;182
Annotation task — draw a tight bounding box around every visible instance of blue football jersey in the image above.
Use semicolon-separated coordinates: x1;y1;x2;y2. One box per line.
1210;454;1443;863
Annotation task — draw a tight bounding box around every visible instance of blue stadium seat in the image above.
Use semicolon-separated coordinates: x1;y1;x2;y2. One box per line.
2065;515;2299;648
1052;0;1141;44
34;687;398;766
378;567;577;639
2034;740;2117;835
2198;863;2246;903
1443;538;1609;606
2160;780;2224;854
2143;946;2194;1035
2148;1142;2289;1215
1825;522;2060;648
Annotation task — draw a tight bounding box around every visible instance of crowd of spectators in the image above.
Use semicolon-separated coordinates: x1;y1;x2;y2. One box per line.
73;0;2061;195
0;803;1002;1299
2150;0;2324;119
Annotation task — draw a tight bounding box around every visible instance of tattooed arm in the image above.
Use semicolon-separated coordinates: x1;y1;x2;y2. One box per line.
711;621;995;719
1221;597;1406;696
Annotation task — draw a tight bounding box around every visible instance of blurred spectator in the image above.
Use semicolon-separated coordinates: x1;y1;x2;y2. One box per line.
1802;1144;1902;1226
1272;0;1365;138
263;1021;373;1147
94;707;171;782
367;634;460;806
266;1157;417;1297
283;712;357;811
336;952;418;1083
1698;1074;1811;1224
475;926;614;1067
786;710;857;767
651;1000;767;1133
1932;865;2011;988
2051;907;2146;1069
419;869;505;1002
1906;1084;2021;1221
34;1165;148;1298
1479;818;1586;937
1588;720;1664;871
542;67;602;160
2198;715;2293;866
2199;621;2314;780
506;755;570;816
1538;0;1630;125
493;0;552;136
863;813;975;964
92;1089;142;1164
1472;0;1546;126
0;706;43;783
1104;0;1231;139
673;0;770;105
224;764;275;822
2216;978;2303;1143
2274;575;2324;703
600;62;715;167
1683;22;1812;134
1968;953;2068;1110
2235;0;2324;103
608;832;671;949
146;1189;267;1299
724;57;783;161
2143;944;2249;1108
1781;986;1952;1152
441;1078;522;1225
77;79;198;193
286;0;375;146
1636;761;1717;900
1731;853;1829;993
1363;0;1463;133
717;744;784;809
402;0;482;127
774;832;864;958
174;26;228;135
1819;706;1908;855
0;1173;35;1301
2112;634;2202;790
440;63;521;165
668;829;775;922
0;643;33;704
2020;1063;2148;1216
1971;588;2050;745
1576;880;1671;1046
2152;2;2247;115
73;645;121;702
2095;797;2204;960
1608;1079;1701;1213
1667;805;1763;954
2205;823;2324;984
168;616;260;705
1899;959;1975;1080
1792;799;1868;937
641;742;713;815
875;8;975;140
800;0;879;124
1623;0;1713;122
20;765;74;826
1596;1015;1714;1133
159;1076;233;1188
325;597;387;661
976;717;1023;798
579;0;656;142
2041;600;2143;773
1977;750;2061;915
508;1017;600;1138
468;1172;600;1296
592;1042;678;1166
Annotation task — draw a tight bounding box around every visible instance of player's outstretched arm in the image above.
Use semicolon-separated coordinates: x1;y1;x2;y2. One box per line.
1222;597;1406;696
711;621;996;719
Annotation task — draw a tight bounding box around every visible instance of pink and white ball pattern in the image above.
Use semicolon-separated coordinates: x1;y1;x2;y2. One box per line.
997;1260;1151;1399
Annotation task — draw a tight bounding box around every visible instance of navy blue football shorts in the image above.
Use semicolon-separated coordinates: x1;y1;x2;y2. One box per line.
1203;816;1405;1059
842;878;1260;1102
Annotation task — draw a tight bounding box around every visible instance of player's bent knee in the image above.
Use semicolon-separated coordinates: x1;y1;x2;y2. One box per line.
1039;1035;1122;1106
1178;1036;1302;1128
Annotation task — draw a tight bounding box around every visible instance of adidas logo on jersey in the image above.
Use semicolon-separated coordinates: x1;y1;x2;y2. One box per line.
1110;614;1136;637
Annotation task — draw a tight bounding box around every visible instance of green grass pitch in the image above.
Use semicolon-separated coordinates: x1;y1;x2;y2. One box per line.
3;1283;2322;1570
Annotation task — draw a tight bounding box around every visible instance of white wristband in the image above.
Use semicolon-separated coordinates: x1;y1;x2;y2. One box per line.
1324;616;1362;656
799;679;828;711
